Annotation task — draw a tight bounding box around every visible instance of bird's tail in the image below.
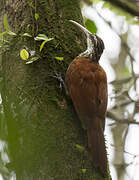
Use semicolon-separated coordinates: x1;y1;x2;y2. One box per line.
87;120;108;176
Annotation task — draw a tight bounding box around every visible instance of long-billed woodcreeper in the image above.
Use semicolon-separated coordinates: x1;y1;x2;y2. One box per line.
65;20;108;176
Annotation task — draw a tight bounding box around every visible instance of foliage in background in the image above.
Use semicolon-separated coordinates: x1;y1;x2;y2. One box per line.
85;19;97;33
87;1;139;180
91;0;139;24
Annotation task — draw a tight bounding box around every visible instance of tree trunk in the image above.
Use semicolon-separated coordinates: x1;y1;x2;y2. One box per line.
0;0;110;179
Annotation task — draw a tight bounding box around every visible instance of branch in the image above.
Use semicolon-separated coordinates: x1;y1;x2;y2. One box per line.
95;8;139;87
94;7;139;125
107;111;139;125
104;0;139;17
110;99;134;109
110;74;139;85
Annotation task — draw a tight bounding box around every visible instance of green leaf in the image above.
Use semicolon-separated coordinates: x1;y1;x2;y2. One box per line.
40;38;54;52
20;49;29;60
85;19;97;34
55;57;64;61
7;31;17;36
22;33;32;37
26;56;40;64
3;14;10;31
0;32;8;39
35;13;39;20
40;40;47;52
75;144;84;152
26;60;34;64
30;56;39;61
3;15;16;36
81;169;87;174
29;2;35;10
34;34;48;41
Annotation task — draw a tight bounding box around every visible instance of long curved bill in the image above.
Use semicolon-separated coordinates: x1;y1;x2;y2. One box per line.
69;20;92;36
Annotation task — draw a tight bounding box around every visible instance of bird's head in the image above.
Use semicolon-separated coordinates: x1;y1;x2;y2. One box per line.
69;20;104;62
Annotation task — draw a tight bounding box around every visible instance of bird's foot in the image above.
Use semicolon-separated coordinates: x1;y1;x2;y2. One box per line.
51;71;69;95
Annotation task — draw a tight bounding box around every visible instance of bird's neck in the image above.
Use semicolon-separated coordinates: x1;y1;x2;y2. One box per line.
78;35;99;63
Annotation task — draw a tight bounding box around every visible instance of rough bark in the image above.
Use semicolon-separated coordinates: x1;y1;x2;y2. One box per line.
0;0;110;179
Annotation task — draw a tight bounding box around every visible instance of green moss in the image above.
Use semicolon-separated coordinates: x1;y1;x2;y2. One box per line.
1;0;111;179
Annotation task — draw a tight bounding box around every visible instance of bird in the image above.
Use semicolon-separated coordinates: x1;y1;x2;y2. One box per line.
65;20;108;176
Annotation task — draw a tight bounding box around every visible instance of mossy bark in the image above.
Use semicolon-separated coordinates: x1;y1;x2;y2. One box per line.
1;0;110;180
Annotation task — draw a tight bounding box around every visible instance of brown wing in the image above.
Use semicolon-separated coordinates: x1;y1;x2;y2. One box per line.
65;57;107;130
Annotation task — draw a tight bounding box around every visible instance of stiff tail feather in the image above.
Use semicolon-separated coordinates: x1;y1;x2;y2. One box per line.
87;123;107;176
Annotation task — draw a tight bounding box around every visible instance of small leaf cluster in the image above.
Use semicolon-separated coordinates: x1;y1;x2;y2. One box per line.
34;34;54;52
0;14;64;64
20;34;54;64
29;2;39;21
0;14;17;53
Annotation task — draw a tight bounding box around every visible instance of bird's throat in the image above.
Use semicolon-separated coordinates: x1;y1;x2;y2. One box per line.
78;35;98;62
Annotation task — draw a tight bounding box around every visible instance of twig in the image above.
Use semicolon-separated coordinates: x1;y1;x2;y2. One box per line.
107;111;139;125
110;99;134;109
110;74;139;85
